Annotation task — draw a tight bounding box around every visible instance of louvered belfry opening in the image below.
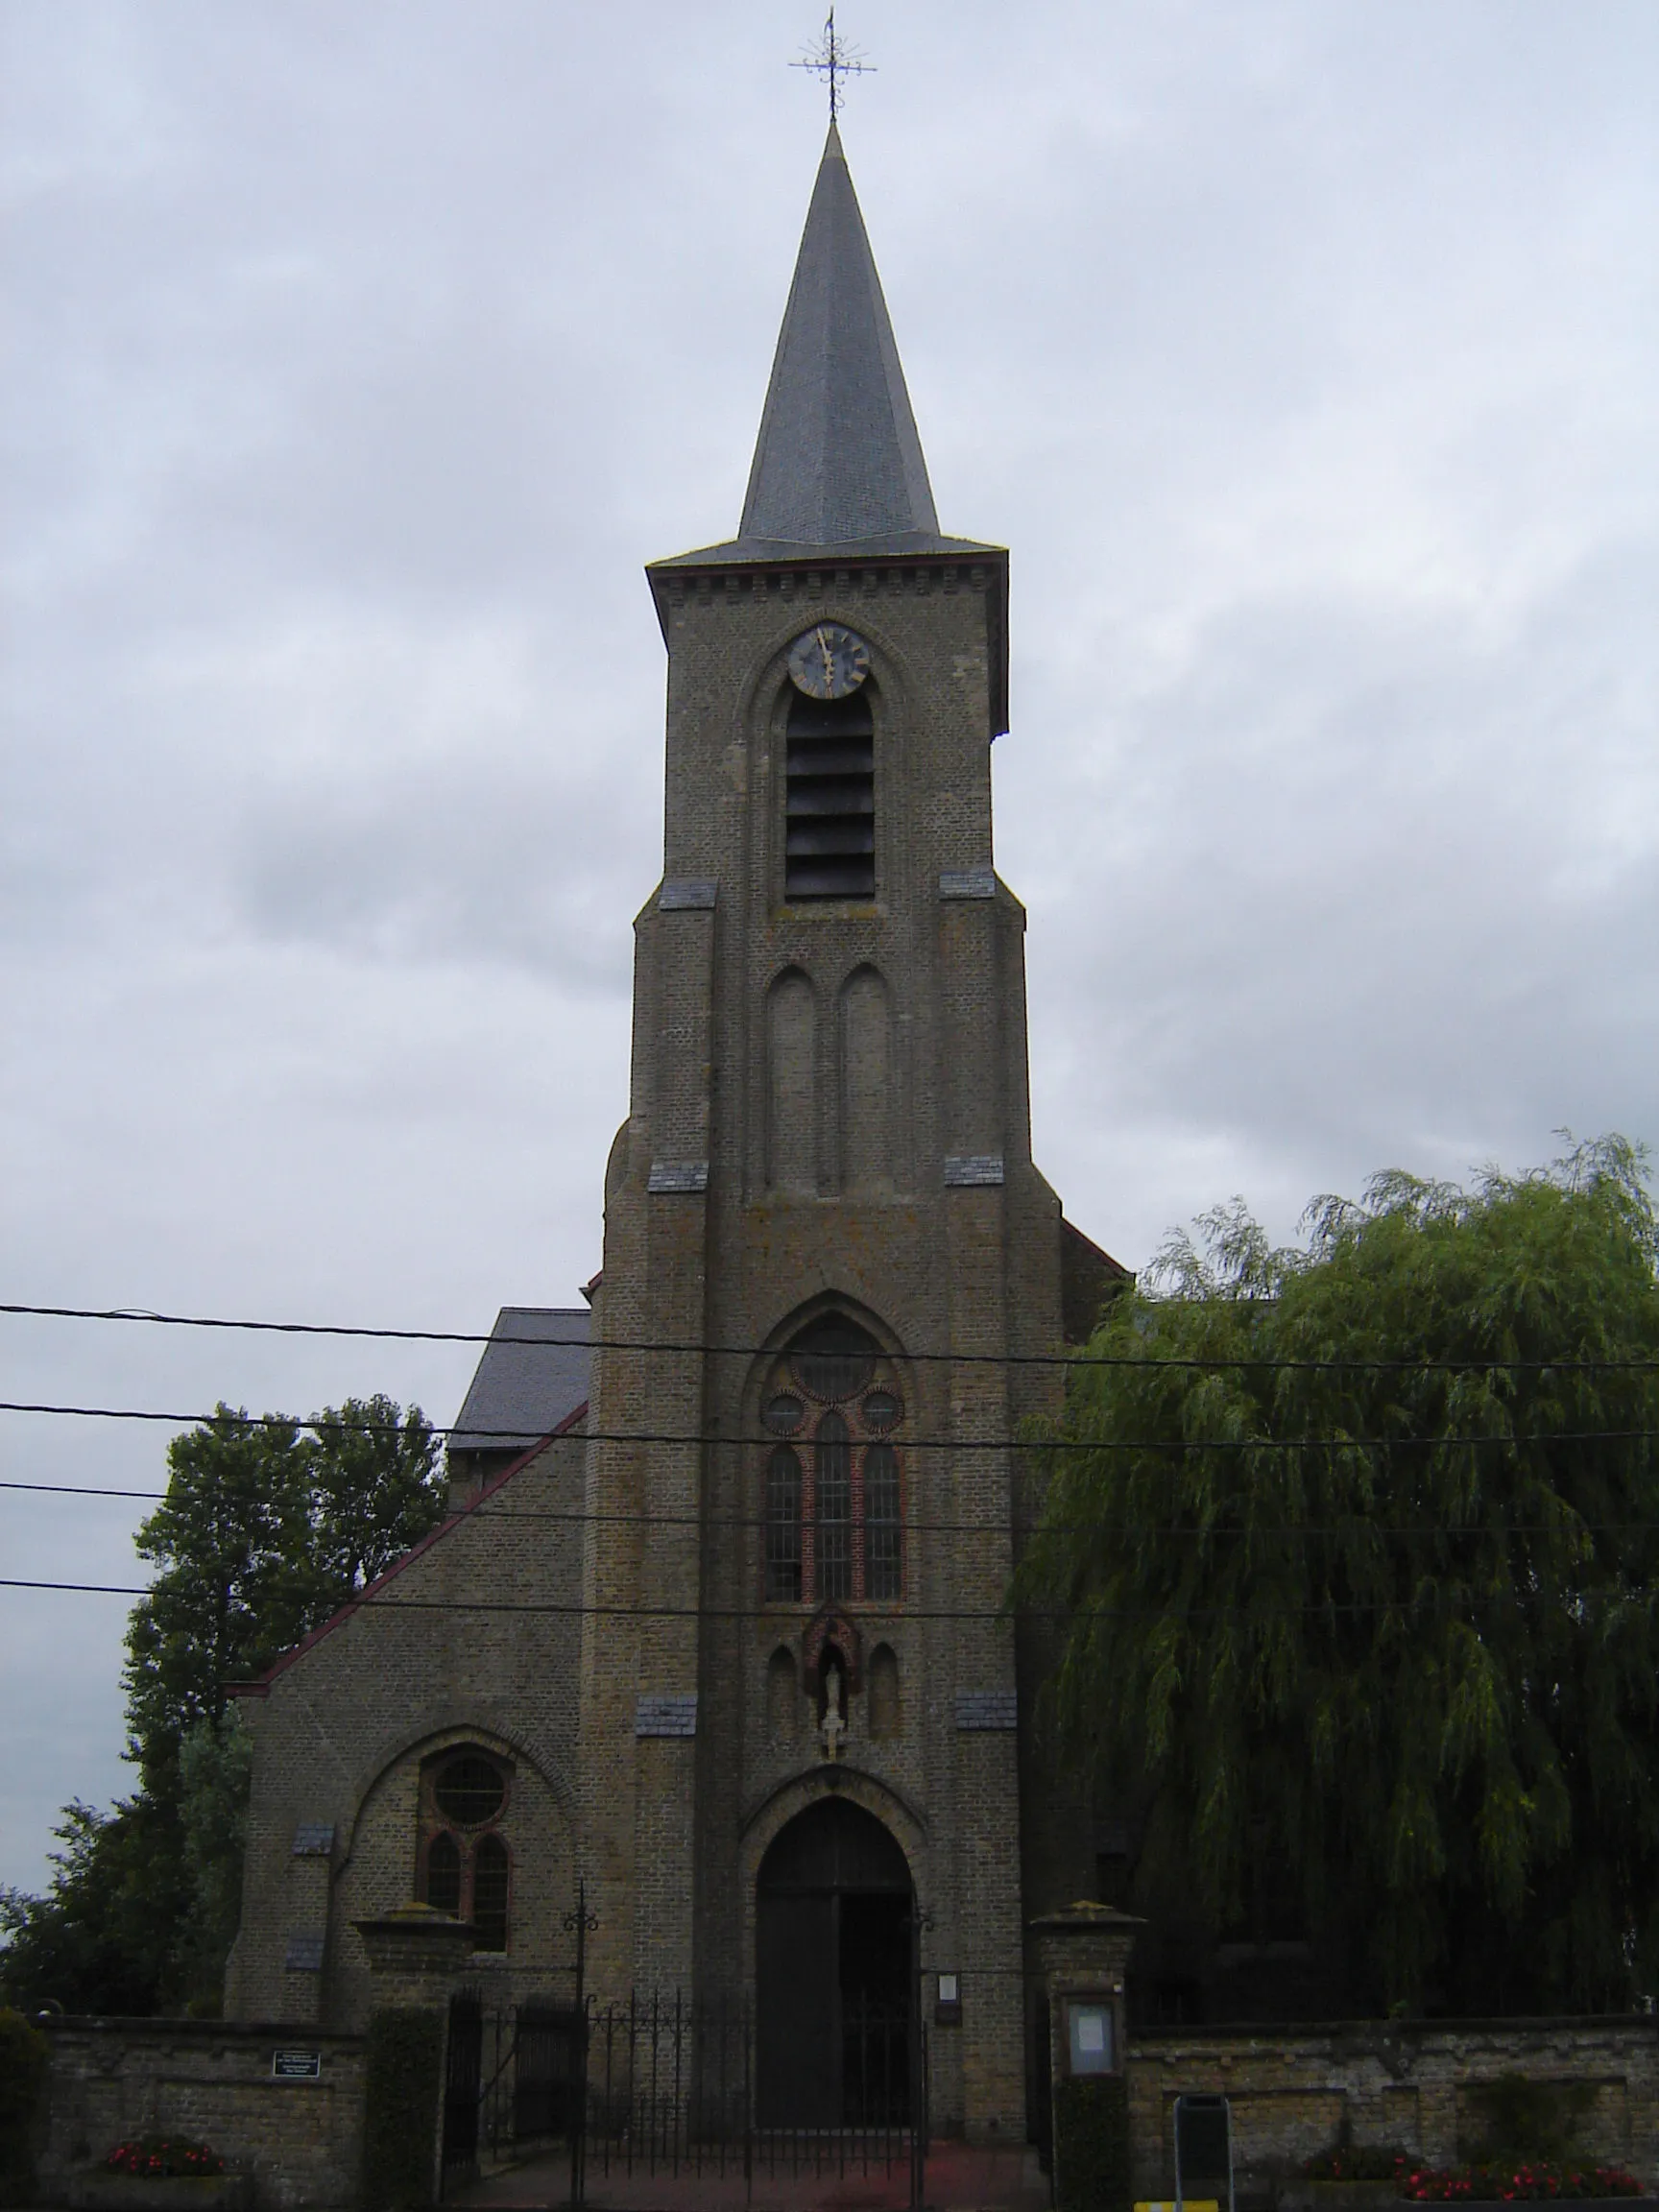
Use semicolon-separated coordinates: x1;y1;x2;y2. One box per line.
786;689;875;900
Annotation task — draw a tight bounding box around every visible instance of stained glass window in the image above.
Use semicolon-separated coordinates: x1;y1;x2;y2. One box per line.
425;1831;462;1916
790;1316;877;1402
766;1321;905;1605
864;1442;902;1601
765;1446;803;1602
471;1834;510;1953
764;1393;805;1435
435;1754;505;1827
815;1412;852;1600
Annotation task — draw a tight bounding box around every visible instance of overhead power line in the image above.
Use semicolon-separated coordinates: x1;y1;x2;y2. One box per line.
7;1478;1659;1544
3;1579;1643;1624
4;1300;1657;1373
2;1401;1655;1451
5;1475;1657;1540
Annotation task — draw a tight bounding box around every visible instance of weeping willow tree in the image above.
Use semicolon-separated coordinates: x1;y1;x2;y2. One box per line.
1016;1137;1659;2015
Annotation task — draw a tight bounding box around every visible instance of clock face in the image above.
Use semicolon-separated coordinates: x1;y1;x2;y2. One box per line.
786;623;872;701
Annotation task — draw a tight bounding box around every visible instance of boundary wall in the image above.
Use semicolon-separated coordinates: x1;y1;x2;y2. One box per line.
30;2010;1659;2209
36;2020;365;2212
1126;2018;1659;2200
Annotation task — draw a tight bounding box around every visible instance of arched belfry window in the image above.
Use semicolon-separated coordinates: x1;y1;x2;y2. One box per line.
418;1745;514;1953
761;1316;905;1604
785;689;875;901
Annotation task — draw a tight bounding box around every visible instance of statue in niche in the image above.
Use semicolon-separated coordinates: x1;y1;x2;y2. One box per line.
820;1656;847;1761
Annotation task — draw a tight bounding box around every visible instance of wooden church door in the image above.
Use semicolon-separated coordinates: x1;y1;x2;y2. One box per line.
755;1796;913;2128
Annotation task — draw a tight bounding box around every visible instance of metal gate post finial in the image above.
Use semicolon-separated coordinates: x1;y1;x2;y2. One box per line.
562;1882;598;2207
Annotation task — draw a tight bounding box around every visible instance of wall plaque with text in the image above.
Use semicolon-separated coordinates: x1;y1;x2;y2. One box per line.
272;2050;323;2080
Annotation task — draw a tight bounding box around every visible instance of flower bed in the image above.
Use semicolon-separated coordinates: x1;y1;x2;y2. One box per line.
104;2141;225;2181
1305;2152;1412;2184
1298;2152;1647;2203
1399;2163;1644;2202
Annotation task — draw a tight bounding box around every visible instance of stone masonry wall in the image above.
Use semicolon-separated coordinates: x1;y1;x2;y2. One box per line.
227;1427;586;2032
1125;2018;1659;2199
37;2020;364;2212
600;553;1075;2141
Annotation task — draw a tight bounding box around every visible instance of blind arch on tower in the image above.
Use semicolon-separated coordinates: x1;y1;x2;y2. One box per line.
765;967;817;1195
839;963;893;1191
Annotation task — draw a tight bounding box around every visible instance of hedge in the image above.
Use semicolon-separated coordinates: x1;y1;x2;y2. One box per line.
1054;2073;1132;2212
0;2009;50;2210
362;2008;444;2212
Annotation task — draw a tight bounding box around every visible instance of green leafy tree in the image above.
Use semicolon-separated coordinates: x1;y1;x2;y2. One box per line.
122;1399;445;1783
123;1409;314;1786
306;1396;447;1599
2;1397;444;2015
1016;1137;1659;2015
0;2004;50;2204
0;1799;190;2016
174;1711;256;2006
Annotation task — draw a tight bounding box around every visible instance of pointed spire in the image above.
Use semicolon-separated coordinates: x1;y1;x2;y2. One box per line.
651;124;1002;570
738;122;941;549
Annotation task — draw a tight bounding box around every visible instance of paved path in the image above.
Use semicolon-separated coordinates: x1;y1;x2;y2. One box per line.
450;2139;1047;2212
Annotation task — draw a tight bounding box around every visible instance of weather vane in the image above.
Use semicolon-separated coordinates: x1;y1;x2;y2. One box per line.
791;9;875;120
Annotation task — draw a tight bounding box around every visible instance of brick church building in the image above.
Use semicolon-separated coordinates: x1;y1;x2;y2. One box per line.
226;121;1125;2144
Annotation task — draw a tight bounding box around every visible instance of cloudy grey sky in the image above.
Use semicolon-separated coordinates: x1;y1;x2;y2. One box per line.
3;0;1655;1895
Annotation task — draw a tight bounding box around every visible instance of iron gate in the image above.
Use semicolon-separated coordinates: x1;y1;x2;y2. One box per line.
441;1989;484;2180
581;1991;928;2202
441;1989;928;2205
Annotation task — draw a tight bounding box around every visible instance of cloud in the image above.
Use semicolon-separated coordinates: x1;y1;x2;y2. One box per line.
3;0;1655;1892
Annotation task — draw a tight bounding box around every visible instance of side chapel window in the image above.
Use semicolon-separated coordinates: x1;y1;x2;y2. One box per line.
418;1748;512;1952
762;1317;904;1604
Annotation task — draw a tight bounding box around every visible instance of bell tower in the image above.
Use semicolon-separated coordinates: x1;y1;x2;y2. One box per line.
576;121;1087;2141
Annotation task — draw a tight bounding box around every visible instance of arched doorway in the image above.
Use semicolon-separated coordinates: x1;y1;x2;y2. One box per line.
756;1796;914;2128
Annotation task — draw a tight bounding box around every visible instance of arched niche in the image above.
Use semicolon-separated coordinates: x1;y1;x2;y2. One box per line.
868;1644;901;1740
766;1645;798;1737
765;967;817;1195
838;963;893;1192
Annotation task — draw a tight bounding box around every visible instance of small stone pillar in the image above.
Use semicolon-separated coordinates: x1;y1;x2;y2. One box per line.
1030;1904;1145;2208
354;1904;478;2006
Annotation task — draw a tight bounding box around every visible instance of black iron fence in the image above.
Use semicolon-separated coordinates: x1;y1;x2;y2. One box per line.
442;1988;927;2207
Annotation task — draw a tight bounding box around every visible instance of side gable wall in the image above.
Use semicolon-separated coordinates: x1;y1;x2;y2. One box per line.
226;1422;587;2031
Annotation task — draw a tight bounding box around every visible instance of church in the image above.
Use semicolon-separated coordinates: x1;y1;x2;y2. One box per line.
225;119;1126;2148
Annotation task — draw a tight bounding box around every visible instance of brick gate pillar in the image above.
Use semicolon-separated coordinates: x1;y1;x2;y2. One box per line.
1031;1905;1145;2205
354;1906;480;2206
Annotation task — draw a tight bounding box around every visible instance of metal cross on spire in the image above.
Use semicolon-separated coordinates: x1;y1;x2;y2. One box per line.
791;9;875;120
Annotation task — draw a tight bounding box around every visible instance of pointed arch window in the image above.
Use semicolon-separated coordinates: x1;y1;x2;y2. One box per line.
864;1443;902;1602
759;1318;905;1605
765;1446;803;1602
471;1834;511;1954
418;1746;514;1953
425;1831;462;1917
815;1412;853;1600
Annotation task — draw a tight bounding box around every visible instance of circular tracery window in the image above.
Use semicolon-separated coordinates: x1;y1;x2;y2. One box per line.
789;1315;878;1403
861;1389;901;1431
434;1754;506;1827
763;1393;805;1434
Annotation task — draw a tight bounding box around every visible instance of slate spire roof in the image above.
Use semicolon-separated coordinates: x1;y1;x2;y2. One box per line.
741;118;938;547
655;123;998;567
